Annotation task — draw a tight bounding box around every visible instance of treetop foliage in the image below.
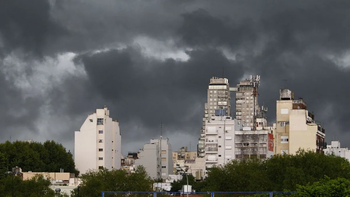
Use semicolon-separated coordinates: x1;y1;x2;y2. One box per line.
201;150;350;192
0;140;79;176
71;166;154;197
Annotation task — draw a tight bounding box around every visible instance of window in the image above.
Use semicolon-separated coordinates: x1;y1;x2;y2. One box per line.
162;157;166;161
99;139;103;143
161;150;167;154
89;119;93;122
281;136;289;143
218;155;221;157
99;130;103;134
162;166;166;168
99;157;103;160
97;118;104;125
281;109;289;114
99;166;103;169
99;148;103;152
219;145;221;148
218;136;221;138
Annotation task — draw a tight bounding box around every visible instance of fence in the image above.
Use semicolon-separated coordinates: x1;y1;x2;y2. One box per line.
101;191;296;197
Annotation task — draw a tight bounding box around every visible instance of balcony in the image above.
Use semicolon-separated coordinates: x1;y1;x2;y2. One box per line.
206;130;218;135
206;147;218;153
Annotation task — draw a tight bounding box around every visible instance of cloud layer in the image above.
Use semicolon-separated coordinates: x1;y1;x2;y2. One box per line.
1;0;350;154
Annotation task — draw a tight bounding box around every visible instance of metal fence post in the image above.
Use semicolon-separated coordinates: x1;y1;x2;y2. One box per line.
269;192;273;197
211;192;215;197
101;191;104;197
154;191;157;197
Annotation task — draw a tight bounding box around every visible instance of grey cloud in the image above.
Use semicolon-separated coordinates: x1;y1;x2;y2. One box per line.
2;0;350;154
73;46;244;142
0;0;65;56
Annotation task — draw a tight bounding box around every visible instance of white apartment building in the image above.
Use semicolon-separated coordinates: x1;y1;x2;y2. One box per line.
204;113;237;170
75;106;121;174
199;77;232;157
136;137;173;179
324;141;350;162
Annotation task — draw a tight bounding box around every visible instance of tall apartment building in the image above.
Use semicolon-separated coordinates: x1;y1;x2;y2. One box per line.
204;112;237;171
234;75;266;128
75;106;122;174
136;137;173;179
198;77;232;157
275;89;326;155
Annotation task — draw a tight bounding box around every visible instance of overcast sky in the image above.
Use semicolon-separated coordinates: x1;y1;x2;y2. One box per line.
1;0;350;155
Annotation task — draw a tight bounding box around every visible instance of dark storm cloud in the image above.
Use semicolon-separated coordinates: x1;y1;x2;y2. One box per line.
0;0;65;56
73;46;244;141
0;64;42;140
2;0;350;153
178;9;256;50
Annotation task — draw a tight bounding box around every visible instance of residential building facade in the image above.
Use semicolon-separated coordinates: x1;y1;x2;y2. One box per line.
275;89;326;155
324;141;350;162
136;137;173;179
74;106;122;174
204;113;237;170
198;77;233;158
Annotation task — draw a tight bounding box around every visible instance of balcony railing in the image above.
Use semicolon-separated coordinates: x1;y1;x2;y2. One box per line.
206;147;218;152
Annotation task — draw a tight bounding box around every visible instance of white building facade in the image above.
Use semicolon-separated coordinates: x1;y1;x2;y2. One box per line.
204;114;237;170
75;107;121;174
136;137;173;179
324;141;350;162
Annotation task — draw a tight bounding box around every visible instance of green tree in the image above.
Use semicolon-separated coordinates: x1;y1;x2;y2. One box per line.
292;177;350;197
0;140;79;176
71;166;153;197
0;174;56;197
201;150;350;192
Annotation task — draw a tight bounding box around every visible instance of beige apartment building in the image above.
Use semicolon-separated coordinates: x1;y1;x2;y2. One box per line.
198;77;232;157
275;89;326;155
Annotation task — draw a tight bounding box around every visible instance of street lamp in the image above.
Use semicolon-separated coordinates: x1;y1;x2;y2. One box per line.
176;165;189;197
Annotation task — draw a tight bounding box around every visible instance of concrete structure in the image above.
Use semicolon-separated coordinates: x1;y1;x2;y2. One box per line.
204;112;237;170
324;141;350;162
234;75;262;128
75;106;122;174
198;77;233;158
275;89;326;155
136;137;173;179
235;119;274;160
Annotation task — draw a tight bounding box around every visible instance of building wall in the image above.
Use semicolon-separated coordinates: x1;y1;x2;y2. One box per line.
150;138;173;179
204;116;236;169
289;110;317;154
75;107;121;175
75;114;97;174
135;143;159;179
324;141;350;162
136;138;173;180
22;172;71;181
275;89;325;155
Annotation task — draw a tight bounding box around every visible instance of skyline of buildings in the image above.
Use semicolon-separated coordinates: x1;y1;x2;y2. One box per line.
73;75;331;179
